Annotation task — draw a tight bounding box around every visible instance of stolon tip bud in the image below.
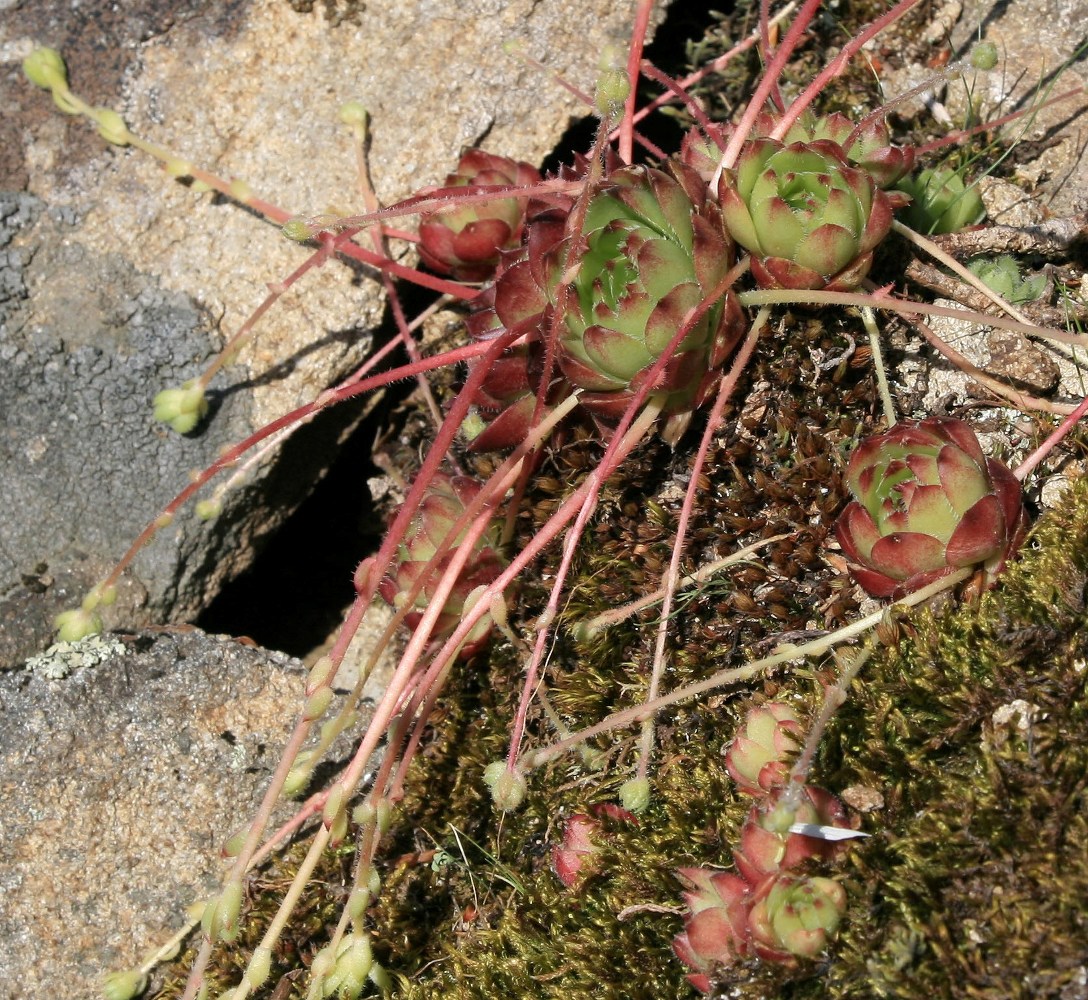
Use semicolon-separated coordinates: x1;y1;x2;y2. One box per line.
101;969;148;1000
483;760;527;811
23;47;68;91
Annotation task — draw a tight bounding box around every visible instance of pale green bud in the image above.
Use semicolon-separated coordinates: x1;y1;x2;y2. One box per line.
483;760;527;811
305;686;334;721
307;655;335;694
338;101;368;128
229;179;253;203
152;380;208;434
351;801;375;827
93;108;131;146
375;799;393;833
222;832;246;858
55;607;102;642
165;158;193;178
971;41;999;70
24;48;69;91
323;784;346;826
195;499;222;521
282;218;316;242
347;887;371;922
619;776;651;813
247;946;273;988
102;969;148;1000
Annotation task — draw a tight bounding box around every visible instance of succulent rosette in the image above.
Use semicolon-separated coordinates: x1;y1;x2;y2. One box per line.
417;150;541;282
725;702;803;796
836;417;1026;599
495;161;745;445
747;873;847;962
734;785;851;886
719;138;902;291
673;867;754;992
378;475;507;655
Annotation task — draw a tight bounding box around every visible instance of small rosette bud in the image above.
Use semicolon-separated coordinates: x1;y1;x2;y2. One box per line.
679;123;732;183
725;702;804;796
418;150;542;282
672;867;753;993
747;873;847;961
719;138;902;291
734;785;851;885
835;417;1027;598
552;803;637;889
377;475;507;655
896;167;984;235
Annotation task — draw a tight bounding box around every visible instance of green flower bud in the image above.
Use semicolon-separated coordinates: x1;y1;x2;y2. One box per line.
165;158;193;178
282;218;316;242
338;101;368;128
246;946;273;989
305;686;334;721
101;968;148;1000
152;380;208;434
23;48;68;91
195;499;222;520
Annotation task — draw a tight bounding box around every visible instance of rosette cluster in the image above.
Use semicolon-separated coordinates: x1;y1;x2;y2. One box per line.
674;701;855;992
836;417;1027;598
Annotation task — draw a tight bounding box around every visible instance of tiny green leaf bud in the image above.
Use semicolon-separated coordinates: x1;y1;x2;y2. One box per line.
619;776;651;813
281;218;315;242
307;655;335;694
339;101;368;128
246;946;273;988
304;686;334;721
222;832;246;858
23;48;69;91
216;880;244;939
55;607;102;642
594;44;630;119
375;798;393;833
483;760;527;811
970;41;999;70
93;108;131;146
154;512;174;529
96;584;118;607
191;179;212;194
195;499;222;521
102;968;148;1000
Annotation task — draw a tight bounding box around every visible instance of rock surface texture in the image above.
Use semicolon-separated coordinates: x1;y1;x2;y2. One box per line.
0;629;307;1000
